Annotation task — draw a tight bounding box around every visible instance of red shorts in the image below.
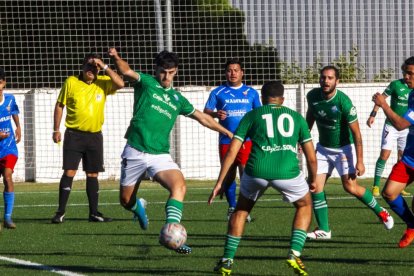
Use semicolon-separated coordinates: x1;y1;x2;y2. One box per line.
388;160;414;184
0;154;18;171
219;140;252;166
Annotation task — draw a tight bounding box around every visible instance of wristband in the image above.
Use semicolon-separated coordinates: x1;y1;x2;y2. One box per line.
370;111;377;117
102;64;109;71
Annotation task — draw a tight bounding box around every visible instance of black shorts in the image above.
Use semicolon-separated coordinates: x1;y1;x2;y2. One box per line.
63;128;104;172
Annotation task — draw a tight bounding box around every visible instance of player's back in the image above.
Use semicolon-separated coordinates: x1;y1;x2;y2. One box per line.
236;104;312;180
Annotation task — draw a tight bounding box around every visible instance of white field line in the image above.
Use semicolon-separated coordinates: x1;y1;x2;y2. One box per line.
0;256;86;276
11;194;358;208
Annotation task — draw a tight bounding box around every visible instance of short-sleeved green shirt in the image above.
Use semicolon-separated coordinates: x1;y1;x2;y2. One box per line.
125;72;195;154
306;88;357;148
235;104;312;179
383;79;410;126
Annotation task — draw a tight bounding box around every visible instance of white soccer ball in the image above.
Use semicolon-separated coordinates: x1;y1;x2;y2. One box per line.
159;223;187;250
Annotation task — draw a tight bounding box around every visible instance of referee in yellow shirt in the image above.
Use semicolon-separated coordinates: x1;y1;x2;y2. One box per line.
51;52;124;223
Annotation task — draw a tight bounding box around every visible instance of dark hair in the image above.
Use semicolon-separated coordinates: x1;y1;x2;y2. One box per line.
81;53;101;74
154;50;179;69
261;81;284;98
224;58;244;71
401;56;414;71
320;65;340;79
0;68;5;81
82;53;102;65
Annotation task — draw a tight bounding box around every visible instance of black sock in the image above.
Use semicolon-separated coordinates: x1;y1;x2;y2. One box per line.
86;176;99;215
58;175;74;214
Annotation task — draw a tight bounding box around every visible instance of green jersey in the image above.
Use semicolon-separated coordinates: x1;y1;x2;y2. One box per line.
383;79;410;126
125;72;195;154
234;104;312;179
306;88;358;148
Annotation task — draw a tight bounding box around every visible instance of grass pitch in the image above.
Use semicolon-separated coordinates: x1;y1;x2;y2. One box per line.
0;179;413;275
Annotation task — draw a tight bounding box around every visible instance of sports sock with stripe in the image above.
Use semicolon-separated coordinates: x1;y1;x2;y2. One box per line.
311;191;330;232
165;198;183;223
373;158;386;187
223;234;241;260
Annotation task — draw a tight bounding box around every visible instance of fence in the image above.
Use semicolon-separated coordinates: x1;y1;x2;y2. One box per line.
9;82;397;183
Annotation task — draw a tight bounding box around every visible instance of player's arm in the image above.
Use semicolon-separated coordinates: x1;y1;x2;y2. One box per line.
203;108;227;121
190;110;233;138
349;121;365;176
108;48;140;82
53;102;64;144
366;93;388;128
301;140;317;192
93;57;124;92
208;138;243;205
373;92;411;130
305;109;315;130
12;114;21;144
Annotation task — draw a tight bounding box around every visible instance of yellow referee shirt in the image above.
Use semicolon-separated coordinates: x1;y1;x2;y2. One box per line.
57;75;115;132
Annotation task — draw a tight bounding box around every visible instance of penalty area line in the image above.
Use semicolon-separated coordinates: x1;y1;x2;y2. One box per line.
0;256;86;276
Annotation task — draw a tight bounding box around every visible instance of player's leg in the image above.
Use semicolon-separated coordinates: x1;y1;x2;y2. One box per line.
219;143;238;219
236;141;253;223
52;129;81;223
308;146;331;239
342;174;394;230
382;161;414;247
214;194;256;275
288;192;312;276
397;130;411;196
119;144;148;230
372;124;393;196
154;169;192;254
2;154;18;229
272;173;311;275
372;149;391;196
83;132;111;222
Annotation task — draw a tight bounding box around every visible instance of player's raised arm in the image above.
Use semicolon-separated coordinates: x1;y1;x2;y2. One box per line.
93;57;124;92
373;92;411;131
108;48;139;82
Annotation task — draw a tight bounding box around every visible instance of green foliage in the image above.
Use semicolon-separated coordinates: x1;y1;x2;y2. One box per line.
373;68;395;82
280;45;394;84
332;45;366;83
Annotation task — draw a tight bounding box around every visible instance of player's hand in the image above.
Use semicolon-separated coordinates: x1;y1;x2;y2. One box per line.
14;127;21;144
0;131;10;140
372;92;386;108
208;182;224;205
216;110;227;120
366;116;375;128
52;131;62;144
355;162;365;176
308;181;317;193
108;48;119;58
93;58;105;70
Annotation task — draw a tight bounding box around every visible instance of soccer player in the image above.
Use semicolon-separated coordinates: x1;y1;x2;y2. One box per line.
0;68;21;229
209;81;317;276
109;48;233;255
372;56;414;248
306;65;394;240
204;58;261;222
51;52;124;224
367;70;411;197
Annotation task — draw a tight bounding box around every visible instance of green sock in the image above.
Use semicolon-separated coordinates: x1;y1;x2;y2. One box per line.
312;192;330;232
373;158;386;187
290;229;307;256
165;198;183;223
223;234;241;259
358;189;382;215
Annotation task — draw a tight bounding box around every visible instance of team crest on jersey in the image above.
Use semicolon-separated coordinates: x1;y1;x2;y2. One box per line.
331;106;338;113
349;106;357;116
173;94;179;101
318;110;327;117
242;88;250;96
96;94;102;101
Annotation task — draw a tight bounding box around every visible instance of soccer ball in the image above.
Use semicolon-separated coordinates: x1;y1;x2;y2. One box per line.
159;223;187;250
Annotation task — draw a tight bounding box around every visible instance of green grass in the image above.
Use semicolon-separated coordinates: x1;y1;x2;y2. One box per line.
0;179;413;275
